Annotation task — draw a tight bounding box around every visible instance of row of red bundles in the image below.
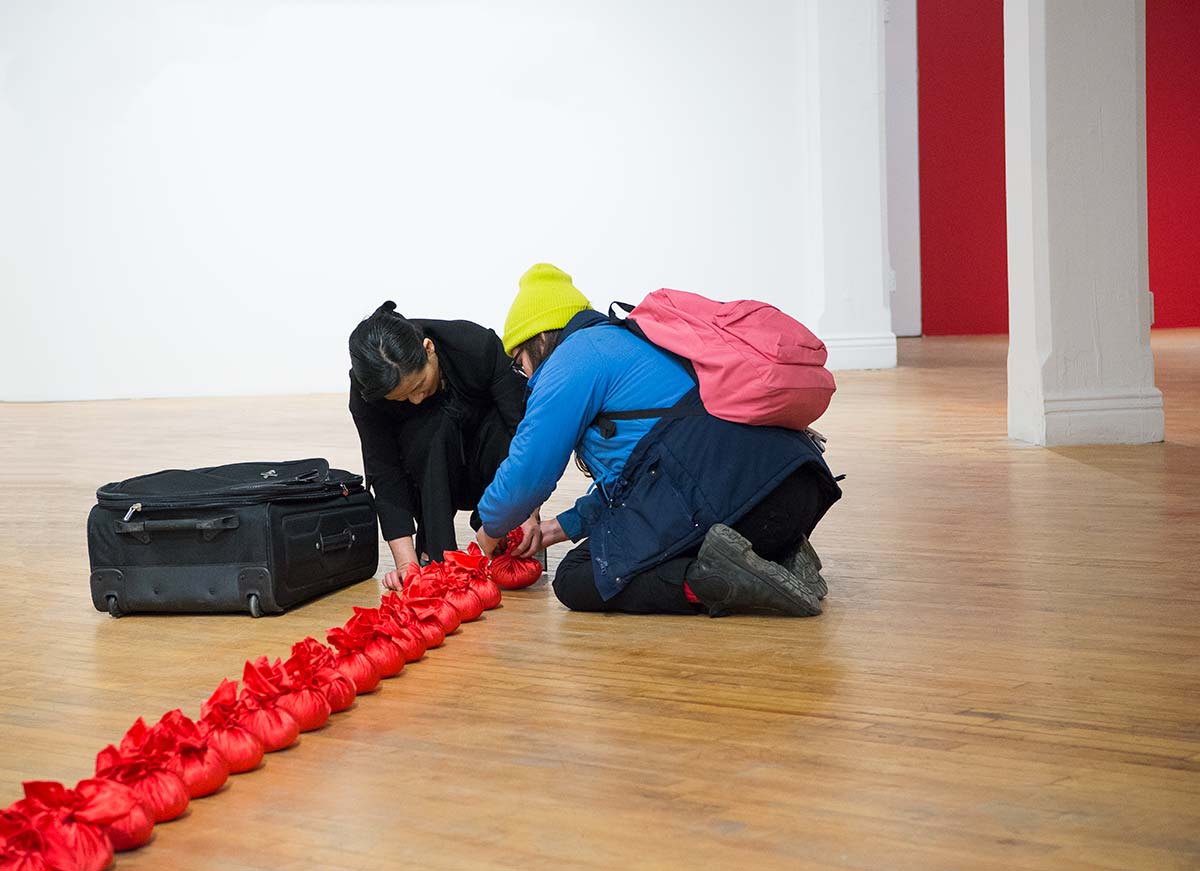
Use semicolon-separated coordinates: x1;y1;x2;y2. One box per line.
0;532;546;870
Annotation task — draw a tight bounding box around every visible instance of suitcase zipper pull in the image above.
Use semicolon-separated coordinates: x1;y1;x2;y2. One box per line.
122;503;143;522
341;485;350;497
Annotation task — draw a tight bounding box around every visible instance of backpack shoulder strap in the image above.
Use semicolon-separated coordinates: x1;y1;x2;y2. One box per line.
591;301;702;438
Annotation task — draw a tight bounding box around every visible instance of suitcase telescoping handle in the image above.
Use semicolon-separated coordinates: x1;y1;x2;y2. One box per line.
114;515;240;544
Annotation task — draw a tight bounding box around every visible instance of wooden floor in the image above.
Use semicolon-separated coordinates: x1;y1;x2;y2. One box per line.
2;332;1198;870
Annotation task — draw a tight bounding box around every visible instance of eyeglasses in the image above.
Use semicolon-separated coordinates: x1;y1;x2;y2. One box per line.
510;354;528;378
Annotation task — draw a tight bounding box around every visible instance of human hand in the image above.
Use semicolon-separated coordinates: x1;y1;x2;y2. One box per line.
512;512;544;558
380;566;417;591
476;527;504;557
384;537;420;590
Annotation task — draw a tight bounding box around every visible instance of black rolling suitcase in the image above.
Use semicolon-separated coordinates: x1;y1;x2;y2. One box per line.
87;459;378;618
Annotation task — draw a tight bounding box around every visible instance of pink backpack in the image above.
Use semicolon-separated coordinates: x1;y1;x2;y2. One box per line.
610;289;836;431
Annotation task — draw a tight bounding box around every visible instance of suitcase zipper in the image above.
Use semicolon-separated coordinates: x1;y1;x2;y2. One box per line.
97;481;364;512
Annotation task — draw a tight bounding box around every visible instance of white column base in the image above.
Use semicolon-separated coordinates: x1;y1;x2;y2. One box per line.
825;333;898;371
1013;387;1165;446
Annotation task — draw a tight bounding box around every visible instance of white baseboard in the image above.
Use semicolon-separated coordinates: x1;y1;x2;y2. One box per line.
824;334;898;371
1021;388;1165;445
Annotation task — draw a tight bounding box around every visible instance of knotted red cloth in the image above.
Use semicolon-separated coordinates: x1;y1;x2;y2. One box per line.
236;661;301;752
490;528;544;590
134;711;230;799
197;680;265;774
379;592;445;650
286;639;357;714
376;614;427;663
13;779;135;871
400;594;461;637
94;744;189;824
340;612;405;678
404;562;484;622
0;813;52;871
89;780;152;853
444;544;503;609
324;628;382;693
244;652;335;733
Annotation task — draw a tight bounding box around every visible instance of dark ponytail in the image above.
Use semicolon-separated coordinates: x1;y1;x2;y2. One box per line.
349;301;427;401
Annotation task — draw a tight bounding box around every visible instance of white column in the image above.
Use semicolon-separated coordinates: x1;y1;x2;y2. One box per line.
885;0;922;337
802;0;898;371
1005;0;1163;445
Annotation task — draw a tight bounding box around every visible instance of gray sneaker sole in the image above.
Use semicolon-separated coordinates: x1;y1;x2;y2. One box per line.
784;537;828;600
702;525;822;617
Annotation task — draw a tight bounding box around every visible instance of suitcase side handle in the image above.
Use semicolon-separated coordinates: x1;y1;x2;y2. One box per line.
114;515;240;544
317;527;356;554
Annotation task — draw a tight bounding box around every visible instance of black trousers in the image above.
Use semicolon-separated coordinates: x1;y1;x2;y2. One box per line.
410;406;512;561
552;463;840;614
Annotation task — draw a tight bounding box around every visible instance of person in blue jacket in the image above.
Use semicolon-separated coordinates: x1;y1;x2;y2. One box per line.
475;263;842;617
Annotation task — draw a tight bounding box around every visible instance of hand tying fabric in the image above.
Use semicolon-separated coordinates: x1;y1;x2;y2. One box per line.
475;527;503;556
511;511;543;558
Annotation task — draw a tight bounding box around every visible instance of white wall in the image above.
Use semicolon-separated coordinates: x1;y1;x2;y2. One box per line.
884;0;921;336
0;0;895;401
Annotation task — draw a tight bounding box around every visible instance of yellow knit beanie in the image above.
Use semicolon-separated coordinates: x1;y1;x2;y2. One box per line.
502;263;591;355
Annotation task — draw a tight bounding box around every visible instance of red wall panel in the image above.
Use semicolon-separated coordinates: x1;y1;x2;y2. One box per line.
916;0;1198;335
1146;0;1200;329
917;0;1009;336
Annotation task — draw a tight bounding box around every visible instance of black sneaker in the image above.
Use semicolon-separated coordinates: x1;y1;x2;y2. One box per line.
781;536;828;600
686;525;822;618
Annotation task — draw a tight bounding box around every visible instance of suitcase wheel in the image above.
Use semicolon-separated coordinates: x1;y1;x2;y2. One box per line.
247;593;263;619
106;594;123;619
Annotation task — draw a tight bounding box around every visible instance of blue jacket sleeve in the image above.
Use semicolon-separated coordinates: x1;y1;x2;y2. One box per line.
556;486;607;542
476;336;609;537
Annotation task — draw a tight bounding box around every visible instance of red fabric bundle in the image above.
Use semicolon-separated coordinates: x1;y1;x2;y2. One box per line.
287;638;357;714
405;563;484;622
87;781;152;853
237;660;301;751
490;528;544;590
236;695;299;753
94;745;189;824
13;778;153;853
142;711;230;799
17;779;135;871
380;591;445;649
346;607;414;671
376;613;427;663
445;544;503;609
403;596;461;636
324;628;382;693
442;582;484;621
254;651;335;733
0;815;51;871
198;680;266;773
276;682;332;731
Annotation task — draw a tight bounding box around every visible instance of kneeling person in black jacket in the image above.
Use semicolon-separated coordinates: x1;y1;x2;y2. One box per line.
348;302;541;589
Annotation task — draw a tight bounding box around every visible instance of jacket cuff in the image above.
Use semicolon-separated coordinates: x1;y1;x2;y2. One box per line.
377;508;416;542
556;506;588;542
